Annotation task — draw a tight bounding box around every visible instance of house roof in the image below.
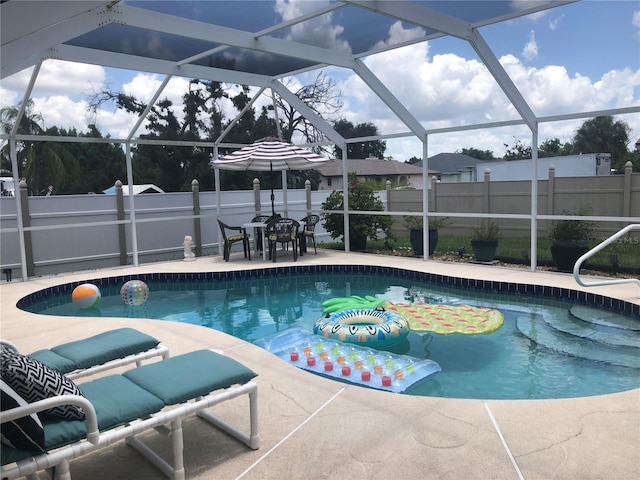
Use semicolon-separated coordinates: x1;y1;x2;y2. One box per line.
317;158;436;177
102;184;165;195
415;153;488;174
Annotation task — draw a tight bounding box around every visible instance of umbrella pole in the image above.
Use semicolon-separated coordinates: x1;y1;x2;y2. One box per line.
270;162;275;216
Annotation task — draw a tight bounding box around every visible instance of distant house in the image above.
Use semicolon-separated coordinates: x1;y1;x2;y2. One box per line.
316;158;437;190
415;152;612;182
102;184;165;195
414;153;487;182
474;153;611;181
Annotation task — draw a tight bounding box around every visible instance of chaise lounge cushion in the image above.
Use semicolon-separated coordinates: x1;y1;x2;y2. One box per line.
0;380;45;452
1;349;85;421
43;375;165;450
1;374;165;466
123;349;257;404
28;328;161;373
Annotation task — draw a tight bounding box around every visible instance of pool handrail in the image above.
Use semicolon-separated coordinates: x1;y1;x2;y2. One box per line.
573;224;640;291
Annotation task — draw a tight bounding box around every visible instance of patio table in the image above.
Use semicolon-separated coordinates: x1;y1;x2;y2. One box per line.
243;222;268;261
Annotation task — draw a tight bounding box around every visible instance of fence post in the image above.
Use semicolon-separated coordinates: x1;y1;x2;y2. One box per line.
115;180;127;265
305;179;312;216
19;179;34;277
483;169;491;214
546;165;555;235
253;178;261;215
623;161;632;219
385;180;391;211
429;175;437;212
192;179;202;257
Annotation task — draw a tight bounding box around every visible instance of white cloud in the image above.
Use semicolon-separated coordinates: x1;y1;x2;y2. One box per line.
275;0;351;53
634;10;640;39
548;14;564;30
1;33;638;163
333;39;640;159
522;31;539;62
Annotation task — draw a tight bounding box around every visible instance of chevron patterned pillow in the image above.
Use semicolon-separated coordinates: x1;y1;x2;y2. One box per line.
1;348;85;421
0;379;45;452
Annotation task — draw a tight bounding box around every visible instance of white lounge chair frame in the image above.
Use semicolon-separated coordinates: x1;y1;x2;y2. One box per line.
1;380;259;480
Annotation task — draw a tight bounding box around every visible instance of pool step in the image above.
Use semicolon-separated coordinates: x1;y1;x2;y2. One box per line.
544;311;640;349
569;305;640;331
516;315;640;369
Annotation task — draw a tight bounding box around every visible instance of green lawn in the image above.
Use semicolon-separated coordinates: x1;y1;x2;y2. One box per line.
322;235;640;274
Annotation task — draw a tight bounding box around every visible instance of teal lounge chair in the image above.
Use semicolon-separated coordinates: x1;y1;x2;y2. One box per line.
1;349;259;480
1;328;170;380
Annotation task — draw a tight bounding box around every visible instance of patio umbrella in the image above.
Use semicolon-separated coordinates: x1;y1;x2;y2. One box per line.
210;137;330;215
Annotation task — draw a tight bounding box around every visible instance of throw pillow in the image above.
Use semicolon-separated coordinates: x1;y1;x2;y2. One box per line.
0;379;45;451
1;349;85;421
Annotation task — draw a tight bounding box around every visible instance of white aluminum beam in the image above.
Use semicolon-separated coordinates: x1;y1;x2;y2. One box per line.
467;29;537;130
53;45;273;87
117;4;357;71
270;81;346;148
1;2;113;77
346;0;538;130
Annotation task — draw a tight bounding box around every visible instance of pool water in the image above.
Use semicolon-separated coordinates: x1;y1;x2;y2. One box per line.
23;272;640;400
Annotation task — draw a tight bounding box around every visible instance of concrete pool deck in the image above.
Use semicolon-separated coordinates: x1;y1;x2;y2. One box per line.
1;250;638;480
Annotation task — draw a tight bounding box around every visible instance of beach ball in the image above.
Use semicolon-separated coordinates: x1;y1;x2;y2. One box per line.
120;280;149;306
71;283;101;309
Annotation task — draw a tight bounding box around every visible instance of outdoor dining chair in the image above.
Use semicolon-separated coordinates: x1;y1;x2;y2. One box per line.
299;214;320;254
266;218;300;263
217;219;251;262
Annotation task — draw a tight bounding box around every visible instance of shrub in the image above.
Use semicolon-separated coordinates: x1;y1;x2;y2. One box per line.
321;173;393;247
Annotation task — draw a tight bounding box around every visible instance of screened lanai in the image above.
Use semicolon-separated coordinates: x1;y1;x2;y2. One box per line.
1;0;639;281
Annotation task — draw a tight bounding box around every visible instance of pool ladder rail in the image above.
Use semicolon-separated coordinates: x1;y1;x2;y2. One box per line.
573;224;640;294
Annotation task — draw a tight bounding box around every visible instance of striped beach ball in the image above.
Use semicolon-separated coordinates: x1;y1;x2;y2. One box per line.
71;283;101;309
120;280;149;306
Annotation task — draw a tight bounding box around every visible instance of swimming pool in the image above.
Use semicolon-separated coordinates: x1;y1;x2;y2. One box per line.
19;265;640;400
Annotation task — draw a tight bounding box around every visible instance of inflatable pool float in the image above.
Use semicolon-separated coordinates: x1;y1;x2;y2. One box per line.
254;328;440;394
322;295;385;314
313;308;410;347
389;303;503;335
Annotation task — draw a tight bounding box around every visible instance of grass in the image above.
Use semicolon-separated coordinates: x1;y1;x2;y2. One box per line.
321;235;640;275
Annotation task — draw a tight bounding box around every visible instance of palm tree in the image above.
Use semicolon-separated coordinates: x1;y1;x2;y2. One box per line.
0;100;66;194
572;116;631;171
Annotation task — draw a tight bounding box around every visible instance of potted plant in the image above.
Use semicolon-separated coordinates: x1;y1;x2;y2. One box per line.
549;207;598;272
404;215;449;256
470;220;501;262
321;173;394;251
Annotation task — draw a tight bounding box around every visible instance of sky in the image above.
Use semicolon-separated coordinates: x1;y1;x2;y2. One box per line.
1;0;639;163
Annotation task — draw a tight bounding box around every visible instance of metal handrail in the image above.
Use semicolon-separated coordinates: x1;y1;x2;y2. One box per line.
573;224;640;289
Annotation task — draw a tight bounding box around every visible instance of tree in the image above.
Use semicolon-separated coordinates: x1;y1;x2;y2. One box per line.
332;119;386;159
503;138;531;161
458;148;495;160
273;72;343;146
90;80;231;192
0;100;68;195
621;151;640;173
538;138;572;158
56;125;127;194
571;116;631;171
89;75;341;192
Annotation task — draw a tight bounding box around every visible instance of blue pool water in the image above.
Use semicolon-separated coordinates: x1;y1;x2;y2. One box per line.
21;270;640;400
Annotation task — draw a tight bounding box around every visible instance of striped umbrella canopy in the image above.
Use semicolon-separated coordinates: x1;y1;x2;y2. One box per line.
210;137;330;215
210;137;329;171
